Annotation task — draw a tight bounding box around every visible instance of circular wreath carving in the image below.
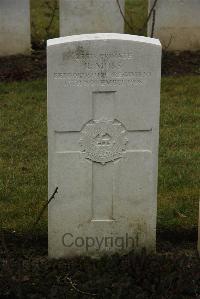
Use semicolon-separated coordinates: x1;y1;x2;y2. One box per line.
79;119;128;164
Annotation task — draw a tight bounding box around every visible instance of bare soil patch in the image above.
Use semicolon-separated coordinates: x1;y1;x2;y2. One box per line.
0;50;200;82
1;231;200;299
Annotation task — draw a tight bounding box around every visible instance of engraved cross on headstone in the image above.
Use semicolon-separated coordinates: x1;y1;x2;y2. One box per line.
55;91;152;222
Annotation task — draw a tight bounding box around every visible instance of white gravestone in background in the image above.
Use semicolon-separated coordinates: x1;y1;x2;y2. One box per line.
47;33;161;258
0;0;31;56
148;0;200;51
59;0;124;36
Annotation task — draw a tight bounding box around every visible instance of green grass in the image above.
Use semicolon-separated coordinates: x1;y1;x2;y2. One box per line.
158;77;200;231
31;0;59;46
0;81;47;232
30;0;148;47
125;0;148;35
0;76;199;234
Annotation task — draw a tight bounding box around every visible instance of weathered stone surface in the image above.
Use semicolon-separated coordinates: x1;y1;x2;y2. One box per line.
0;0;31;56
47;33;161;258
148;0;200;51
59;0;124;36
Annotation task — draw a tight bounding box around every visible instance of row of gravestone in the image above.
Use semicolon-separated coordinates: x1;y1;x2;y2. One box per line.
1;0;200;56
2;1;199;258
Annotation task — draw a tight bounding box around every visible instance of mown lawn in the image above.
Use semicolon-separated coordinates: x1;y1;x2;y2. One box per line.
0;76;199;234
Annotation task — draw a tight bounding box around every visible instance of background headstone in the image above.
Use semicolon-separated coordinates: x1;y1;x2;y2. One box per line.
148;0;200;51
0;0;31;56
59;0;124;36
47;33;161;258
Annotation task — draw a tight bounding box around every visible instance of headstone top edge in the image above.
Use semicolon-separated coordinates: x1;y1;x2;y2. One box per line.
47;33;161;48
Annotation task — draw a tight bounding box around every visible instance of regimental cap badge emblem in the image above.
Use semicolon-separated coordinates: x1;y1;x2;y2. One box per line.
79;119;128;164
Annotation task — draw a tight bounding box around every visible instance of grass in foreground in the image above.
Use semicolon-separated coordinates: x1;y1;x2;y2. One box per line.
0;76;199;234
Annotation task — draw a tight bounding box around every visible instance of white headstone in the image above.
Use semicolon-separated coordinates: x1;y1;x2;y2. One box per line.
0;0;31;57
47;33;161;258
148;0;200;51
59;0;124;36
